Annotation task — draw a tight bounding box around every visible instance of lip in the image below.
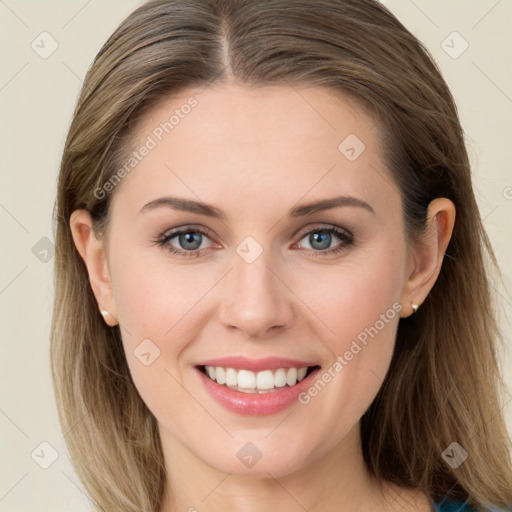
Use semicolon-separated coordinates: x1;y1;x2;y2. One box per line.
194;362;321;416
194;356;317;372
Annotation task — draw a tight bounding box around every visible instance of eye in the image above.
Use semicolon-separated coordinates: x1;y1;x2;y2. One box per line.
295;225;354;256
155;224;354;258
156;226;216;258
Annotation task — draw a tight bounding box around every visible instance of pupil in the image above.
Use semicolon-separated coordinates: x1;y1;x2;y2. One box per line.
311;232;331;250
181;232;201;250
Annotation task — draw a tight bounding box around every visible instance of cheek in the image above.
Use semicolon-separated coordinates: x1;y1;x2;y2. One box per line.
110;252;206;433
110;244;209;347
291;246;404;443
291;241;404;353
108;244;224;419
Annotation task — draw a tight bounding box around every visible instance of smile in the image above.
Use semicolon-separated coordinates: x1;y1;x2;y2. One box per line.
194;357;322;415
200;365;315;393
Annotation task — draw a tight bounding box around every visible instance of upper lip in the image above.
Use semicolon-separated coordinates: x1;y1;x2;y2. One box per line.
195;356;319;372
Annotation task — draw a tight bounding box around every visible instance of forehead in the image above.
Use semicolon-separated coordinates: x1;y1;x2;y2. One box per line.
134;83;377;153
110;83;398;220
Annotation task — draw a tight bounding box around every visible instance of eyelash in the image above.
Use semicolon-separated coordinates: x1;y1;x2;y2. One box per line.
155;224;354;259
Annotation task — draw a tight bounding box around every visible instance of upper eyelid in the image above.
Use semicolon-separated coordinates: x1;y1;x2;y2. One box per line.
294;223;352;238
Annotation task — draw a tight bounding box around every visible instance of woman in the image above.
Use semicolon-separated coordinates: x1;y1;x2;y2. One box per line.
50;0;512;511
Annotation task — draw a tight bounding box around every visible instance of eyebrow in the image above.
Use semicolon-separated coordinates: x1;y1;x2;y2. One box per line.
139;194;375;220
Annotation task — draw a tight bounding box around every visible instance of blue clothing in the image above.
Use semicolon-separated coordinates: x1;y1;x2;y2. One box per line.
434;500;512;511
434;501;474;511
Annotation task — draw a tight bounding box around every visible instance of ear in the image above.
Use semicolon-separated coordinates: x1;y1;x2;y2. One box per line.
400;198;456;317
69;210;118;326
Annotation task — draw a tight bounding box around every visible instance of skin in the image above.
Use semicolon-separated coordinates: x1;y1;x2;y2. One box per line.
70;83;455;512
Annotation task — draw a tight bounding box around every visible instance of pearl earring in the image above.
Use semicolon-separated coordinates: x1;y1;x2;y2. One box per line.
100;309;118;326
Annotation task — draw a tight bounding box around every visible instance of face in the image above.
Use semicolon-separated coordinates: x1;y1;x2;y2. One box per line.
100;83;412;477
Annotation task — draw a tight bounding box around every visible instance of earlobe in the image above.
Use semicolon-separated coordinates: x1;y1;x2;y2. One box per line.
69;210;119;326
400;198;456;317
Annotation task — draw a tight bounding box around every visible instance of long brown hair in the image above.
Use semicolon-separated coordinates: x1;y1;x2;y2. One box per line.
51;1;512;510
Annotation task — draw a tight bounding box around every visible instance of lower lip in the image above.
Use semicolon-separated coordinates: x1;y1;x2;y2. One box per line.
196;367;320;416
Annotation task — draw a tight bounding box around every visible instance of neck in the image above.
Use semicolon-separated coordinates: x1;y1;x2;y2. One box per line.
158;423;420;512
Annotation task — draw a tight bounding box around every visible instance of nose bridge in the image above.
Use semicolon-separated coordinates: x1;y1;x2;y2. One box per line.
218;236;293;338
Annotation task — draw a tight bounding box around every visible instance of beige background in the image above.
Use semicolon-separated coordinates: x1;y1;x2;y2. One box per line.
0;1;511;510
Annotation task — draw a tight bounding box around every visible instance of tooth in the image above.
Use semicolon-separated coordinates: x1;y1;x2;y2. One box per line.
237;387;255;394
256;370;274;390
238;369;256;389
215;367;226;385
207;366;216;380
225;368;237;386
274;368;287;387
205;365;309;389
286;367;298;386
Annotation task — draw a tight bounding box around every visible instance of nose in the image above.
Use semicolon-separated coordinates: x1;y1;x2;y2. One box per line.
217;247;295;339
